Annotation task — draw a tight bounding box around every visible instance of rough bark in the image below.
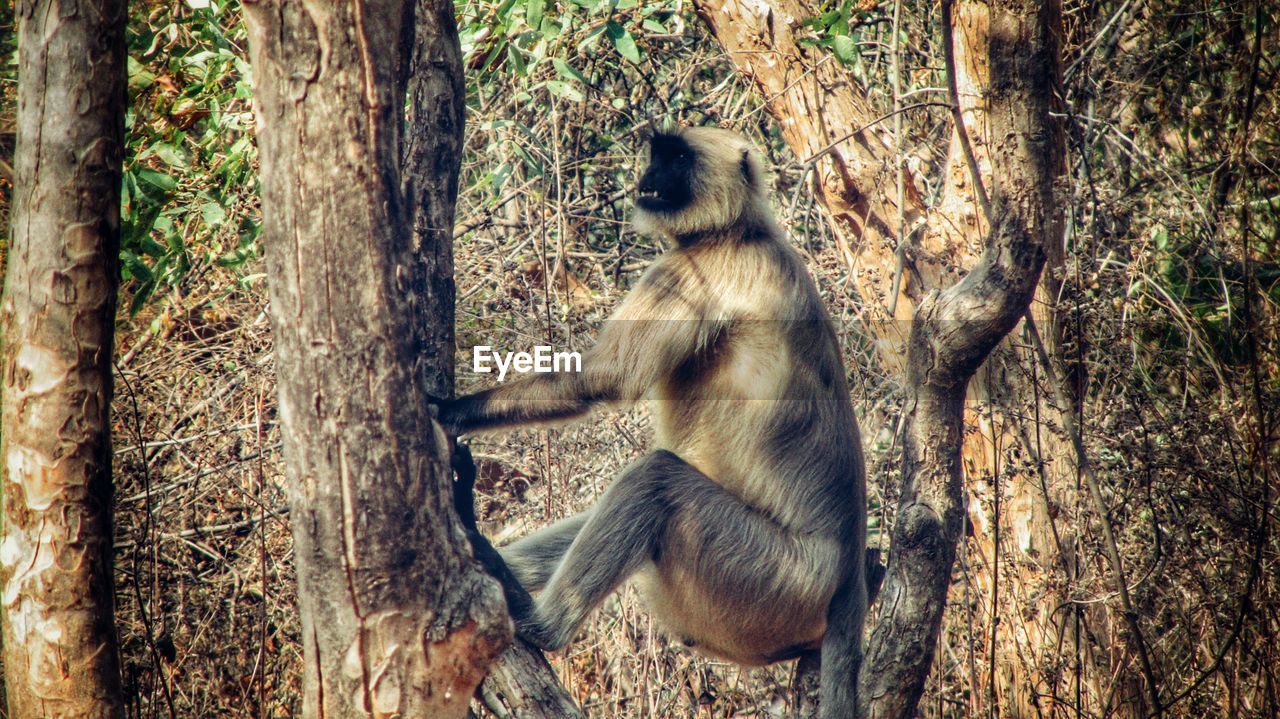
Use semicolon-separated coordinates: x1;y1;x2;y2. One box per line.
401;2;583;715
932;3;1128;716
243;2;510;716
0;1;128;717
858;0;1064;716
403;0;465;399
479;646;585;718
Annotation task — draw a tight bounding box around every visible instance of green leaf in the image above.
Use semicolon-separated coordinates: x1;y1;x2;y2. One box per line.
553;58;589;85
127;56;155;90
480;37;510;74
831;34;856;64
147;142;189;169
527;0;543;29
129;280;157;316
496;0;520;19
577;22;607;53
121;251;155;284
489;163;513;195
137;236;168;258
545;80;585;103
135;169;178;193
507;45;528;76
605;21;641;64
201;201;227;227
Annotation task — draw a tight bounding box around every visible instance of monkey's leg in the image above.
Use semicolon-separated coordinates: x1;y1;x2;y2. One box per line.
451;444;536;622
500;511;592;591
519;449;802;652
817;566;867;719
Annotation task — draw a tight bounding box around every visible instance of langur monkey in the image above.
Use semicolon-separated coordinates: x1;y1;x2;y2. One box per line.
440;126;873;717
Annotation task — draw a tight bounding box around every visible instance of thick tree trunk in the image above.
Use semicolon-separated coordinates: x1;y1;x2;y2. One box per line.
401;3;583;715
244;2;510;716
0;1;128;717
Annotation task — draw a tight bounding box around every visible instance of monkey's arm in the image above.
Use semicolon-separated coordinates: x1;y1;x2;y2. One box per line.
582;257;724;401
437;372;597;435
440;257;721;435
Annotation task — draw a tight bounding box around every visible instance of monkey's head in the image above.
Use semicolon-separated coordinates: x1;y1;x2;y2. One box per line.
633;126;772;244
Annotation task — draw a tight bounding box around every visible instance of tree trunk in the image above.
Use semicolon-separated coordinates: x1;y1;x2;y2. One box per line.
696;1;1081;715
858;0;1064;716
243;2;510;716
401;2;583;715
0;1;128;717
932;3;1148;716
404;0;465;400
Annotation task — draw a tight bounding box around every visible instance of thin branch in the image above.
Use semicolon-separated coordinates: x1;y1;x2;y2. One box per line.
801;101;951;165
1023;314;1165;716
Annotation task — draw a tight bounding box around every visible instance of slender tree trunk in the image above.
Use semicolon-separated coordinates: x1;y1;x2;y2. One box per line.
401;2;583;715
243;2;510;716
404;0;465;400
0;1;127;716
859;0;1064;716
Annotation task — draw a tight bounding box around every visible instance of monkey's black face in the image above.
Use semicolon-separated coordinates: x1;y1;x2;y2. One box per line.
637;134;696;213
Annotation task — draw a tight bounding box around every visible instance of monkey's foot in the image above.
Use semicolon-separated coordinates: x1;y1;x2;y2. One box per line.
516;614;572;652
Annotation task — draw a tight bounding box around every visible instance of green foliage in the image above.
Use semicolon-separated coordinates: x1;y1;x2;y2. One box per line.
1;1;20;261
797;0;888;81
121;0;260;314
458;0;679;88
1088;0;1280;378
453;0;706;263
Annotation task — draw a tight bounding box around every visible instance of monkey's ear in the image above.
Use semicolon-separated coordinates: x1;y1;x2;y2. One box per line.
740;149;756;188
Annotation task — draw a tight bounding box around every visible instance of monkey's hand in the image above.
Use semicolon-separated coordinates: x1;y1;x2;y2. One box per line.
428;395;463;436
450;444;537;625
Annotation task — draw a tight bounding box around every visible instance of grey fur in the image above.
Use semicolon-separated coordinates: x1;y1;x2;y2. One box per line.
500;511;591;591
443;127;868;717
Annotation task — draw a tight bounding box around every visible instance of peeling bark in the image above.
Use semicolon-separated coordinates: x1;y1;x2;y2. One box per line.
243;2;511;716
0;1;128;717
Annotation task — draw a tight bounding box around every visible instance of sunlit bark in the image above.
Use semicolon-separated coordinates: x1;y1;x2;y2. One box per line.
0;1;128;716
